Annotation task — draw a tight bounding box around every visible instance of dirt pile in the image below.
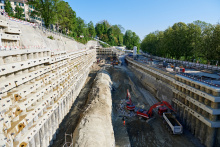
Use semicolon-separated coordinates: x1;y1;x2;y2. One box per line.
72;69;115;147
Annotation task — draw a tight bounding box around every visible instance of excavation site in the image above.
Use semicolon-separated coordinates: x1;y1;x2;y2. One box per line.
50;57;204;147
1;4;220;147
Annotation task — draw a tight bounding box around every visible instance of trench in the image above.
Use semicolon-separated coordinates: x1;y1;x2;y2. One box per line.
51;57;203;147
50;64;100;147
108;60;204;147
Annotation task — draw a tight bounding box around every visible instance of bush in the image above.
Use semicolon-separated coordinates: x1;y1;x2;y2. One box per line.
47;35;54;40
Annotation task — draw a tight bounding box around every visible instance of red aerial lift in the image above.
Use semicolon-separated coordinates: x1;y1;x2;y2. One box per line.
136;101;175;119
125;89;135;111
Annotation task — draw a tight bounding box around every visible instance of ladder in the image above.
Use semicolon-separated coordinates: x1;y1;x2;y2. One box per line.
63;133;73;147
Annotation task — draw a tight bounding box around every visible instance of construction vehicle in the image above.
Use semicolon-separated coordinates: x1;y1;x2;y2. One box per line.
136;101;175;119
163;113;183;134
125;89;135;111
137;101;183;134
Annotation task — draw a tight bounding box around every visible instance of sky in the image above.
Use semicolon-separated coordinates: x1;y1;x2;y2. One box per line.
65;0;220;40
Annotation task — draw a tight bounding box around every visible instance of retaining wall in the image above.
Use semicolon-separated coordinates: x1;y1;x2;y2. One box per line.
126;56;220;147
0;15;98;147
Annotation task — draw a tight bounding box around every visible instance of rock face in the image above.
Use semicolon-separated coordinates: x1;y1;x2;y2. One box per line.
73;70;115;147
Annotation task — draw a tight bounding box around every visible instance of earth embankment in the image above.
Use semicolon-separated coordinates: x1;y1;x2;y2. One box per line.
72;69;115;147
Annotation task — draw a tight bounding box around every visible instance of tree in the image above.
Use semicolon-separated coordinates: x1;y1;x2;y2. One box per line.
212;24;220;63
14;5;24;19
56;1;76;33
75;17;86;37
5;0;13;17
185;23;201;60
123;30;140;50
28;0;59;28
118;34;123;46
95;23;104;38
124;30;133;49
88;21;96;37
201;25;214;62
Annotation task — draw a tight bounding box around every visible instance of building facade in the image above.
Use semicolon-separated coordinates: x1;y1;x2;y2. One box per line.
0;0;42;24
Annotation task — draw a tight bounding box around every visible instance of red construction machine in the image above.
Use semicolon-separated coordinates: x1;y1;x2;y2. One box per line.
125;89;135;111
137;101;183;134
136;101;175;119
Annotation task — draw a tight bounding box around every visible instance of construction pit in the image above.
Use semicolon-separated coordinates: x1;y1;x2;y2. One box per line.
51;58;204;147
1;15;218;147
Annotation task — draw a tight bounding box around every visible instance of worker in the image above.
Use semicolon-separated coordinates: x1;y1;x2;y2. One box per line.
122;117;125;126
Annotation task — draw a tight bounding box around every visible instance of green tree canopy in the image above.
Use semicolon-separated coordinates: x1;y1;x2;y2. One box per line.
141;20;220;64
5;0;13;17
88;21;96;37
56;1;76;33
14;5;24;19
28;0;59;28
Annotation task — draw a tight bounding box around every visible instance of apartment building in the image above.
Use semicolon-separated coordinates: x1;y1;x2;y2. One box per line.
0;0;42;24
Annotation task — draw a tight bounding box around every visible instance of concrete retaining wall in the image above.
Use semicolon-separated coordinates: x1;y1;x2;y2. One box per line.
126;56;220;147
0;16;98;147
128;63;173;104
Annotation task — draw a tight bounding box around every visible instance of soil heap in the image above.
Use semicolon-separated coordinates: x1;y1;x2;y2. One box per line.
72;69;115;147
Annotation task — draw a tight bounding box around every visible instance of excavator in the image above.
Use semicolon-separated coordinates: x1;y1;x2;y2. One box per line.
125;89;135;111
122;90;183;134
136;101;176;119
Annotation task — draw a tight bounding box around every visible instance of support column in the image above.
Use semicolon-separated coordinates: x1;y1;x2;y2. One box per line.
44;120;49;147
195;118;201;138
34;131;40;147
205;127;217;147
48;116;52;143
182;109;187;126
190;115;196;135
29;137;35;147
39;124;45;147
186;111;191;130
199;122;207;144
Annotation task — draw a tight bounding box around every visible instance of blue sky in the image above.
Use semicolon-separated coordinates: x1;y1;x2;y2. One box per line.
65;0;220;40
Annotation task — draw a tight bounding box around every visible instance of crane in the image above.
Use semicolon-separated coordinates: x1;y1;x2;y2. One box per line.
137;101;175;119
